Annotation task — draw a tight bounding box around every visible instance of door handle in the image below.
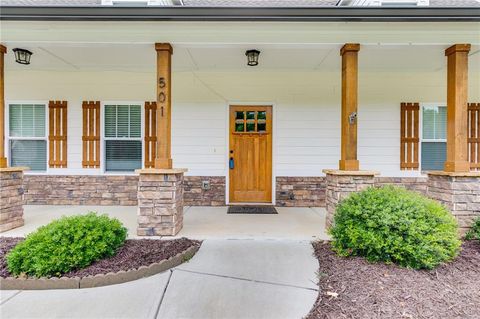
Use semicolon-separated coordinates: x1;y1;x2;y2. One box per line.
229;157;235;169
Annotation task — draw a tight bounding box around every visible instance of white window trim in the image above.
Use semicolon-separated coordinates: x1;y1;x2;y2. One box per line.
419;102;447;172
100;101;144;175
5;100;50;174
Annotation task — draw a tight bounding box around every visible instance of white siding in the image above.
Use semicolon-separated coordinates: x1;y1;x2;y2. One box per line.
4;69;480;178
172;103;227;176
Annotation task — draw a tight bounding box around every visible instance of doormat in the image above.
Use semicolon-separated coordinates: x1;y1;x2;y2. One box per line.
227;206;278;214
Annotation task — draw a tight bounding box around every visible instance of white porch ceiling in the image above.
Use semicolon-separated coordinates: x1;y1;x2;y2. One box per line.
4;43;480;73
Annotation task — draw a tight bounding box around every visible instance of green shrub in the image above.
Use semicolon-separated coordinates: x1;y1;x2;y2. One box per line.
465;217;480;241
330;186;461;270
7;212;127;277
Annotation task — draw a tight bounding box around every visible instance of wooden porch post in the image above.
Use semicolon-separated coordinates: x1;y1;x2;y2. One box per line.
0;44;7;168
137;43;186;237
154;43;173;169
444;44;471;172
339;43;360;171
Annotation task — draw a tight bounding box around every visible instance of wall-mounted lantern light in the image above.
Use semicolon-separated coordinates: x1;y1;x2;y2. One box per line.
245;49;260;66
13;48;33;65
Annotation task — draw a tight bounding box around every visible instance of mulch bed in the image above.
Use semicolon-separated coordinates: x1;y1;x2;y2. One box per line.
307;240;480;319
0;237;201;278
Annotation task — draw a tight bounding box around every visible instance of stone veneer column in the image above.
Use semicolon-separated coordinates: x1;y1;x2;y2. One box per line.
323;169;378;228
136;168;187;236
427;171;480;234
0;167;28;232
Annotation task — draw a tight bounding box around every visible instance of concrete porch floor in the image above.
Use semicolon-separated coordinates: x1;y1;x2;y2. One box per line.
1;205;329;240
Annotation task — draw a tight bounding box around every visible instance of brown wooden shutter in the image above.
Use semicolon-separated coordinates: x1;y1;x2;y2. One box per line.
48;101;68;168
82;101;100;168
144;101;157;168
468;103;480;171
400;102;420;170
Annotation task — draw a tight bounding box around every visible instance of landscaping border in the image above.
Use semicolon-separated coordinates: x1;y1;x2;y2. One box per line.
0;245;199;290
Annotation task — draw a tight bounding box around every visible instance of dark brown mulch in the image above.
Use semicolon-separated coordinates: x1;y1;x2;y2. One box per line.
0;237;21;278
0;237;201;278
306;240;480;319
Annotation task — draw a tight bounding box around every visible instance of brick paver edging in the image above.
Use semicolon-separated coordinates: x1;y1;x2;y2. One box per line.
0;245;200;290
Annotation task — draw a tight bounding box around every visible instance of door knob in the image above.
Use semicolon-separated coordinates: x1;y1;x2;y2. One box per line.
229;157;235;169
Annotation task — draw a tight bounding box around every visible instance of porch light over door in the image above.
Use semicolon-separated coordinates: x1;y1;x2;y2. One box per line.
245;50;260;66
13;48;32;65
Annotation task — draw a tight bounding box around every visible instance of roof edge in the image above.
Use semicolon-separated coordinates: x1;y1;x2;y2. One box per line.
0;6;479;22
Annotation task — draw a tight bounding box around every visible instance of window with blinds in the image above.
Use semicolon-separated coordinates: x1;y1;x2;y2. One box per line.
104;104;142;172
421;106;447;171
8;104;47;171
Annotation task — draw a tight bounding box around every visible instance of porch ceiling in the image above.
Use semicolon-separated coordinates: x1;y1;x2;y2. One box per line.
3;43;480;73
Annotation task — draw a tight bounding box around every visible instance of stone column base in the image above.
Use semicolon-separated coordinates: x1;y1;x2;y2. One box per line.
136;168;187;236
1;167;28;233
323;169;379;229
427;171;480;234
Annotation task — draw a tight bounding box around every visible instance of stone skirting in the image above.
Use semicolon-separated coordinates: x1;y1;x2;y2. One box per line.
23;175;226;207
374;177;428;195
136;169;186;236
0;168;27;232
24;175;139;206
323;170;378;228
184;176;226;206
21;175;432;209
276;177;326;207
427;172;480;233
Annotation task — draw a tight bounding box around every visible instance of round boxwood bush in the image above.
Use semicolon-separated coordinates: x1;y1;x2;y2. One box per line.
330;186;461;270
465;217;480;241
7;212;127;277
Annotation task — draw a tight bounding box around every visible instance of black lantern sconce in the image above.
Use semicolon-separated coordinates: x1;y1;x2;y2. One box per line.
13;48;33;65
245;49;260;66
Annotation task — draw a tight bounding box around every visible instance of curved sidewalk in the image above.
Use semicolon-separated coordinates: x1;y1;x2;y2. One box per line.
1;239;319;319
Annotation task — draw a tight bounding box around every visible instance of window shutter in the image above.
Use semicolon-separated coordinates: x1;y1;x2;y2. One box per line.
144;101;157;168
48;101;67;168
400;102;419;170
468;103;480;171
82;101;100;168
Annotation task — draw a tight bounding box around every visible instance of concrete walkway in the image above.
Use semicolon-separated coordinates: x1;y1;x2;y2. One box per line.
0;239;319;319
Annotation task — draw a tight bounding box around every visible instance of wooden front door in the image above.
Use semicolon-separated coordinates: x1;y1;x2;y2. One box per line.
229;105;272;203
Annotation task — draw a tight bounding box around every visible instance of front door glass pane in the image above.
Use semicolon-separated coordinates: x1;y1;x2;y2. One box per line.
235;111;244;120
246;122;255;132
235;123;245;132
